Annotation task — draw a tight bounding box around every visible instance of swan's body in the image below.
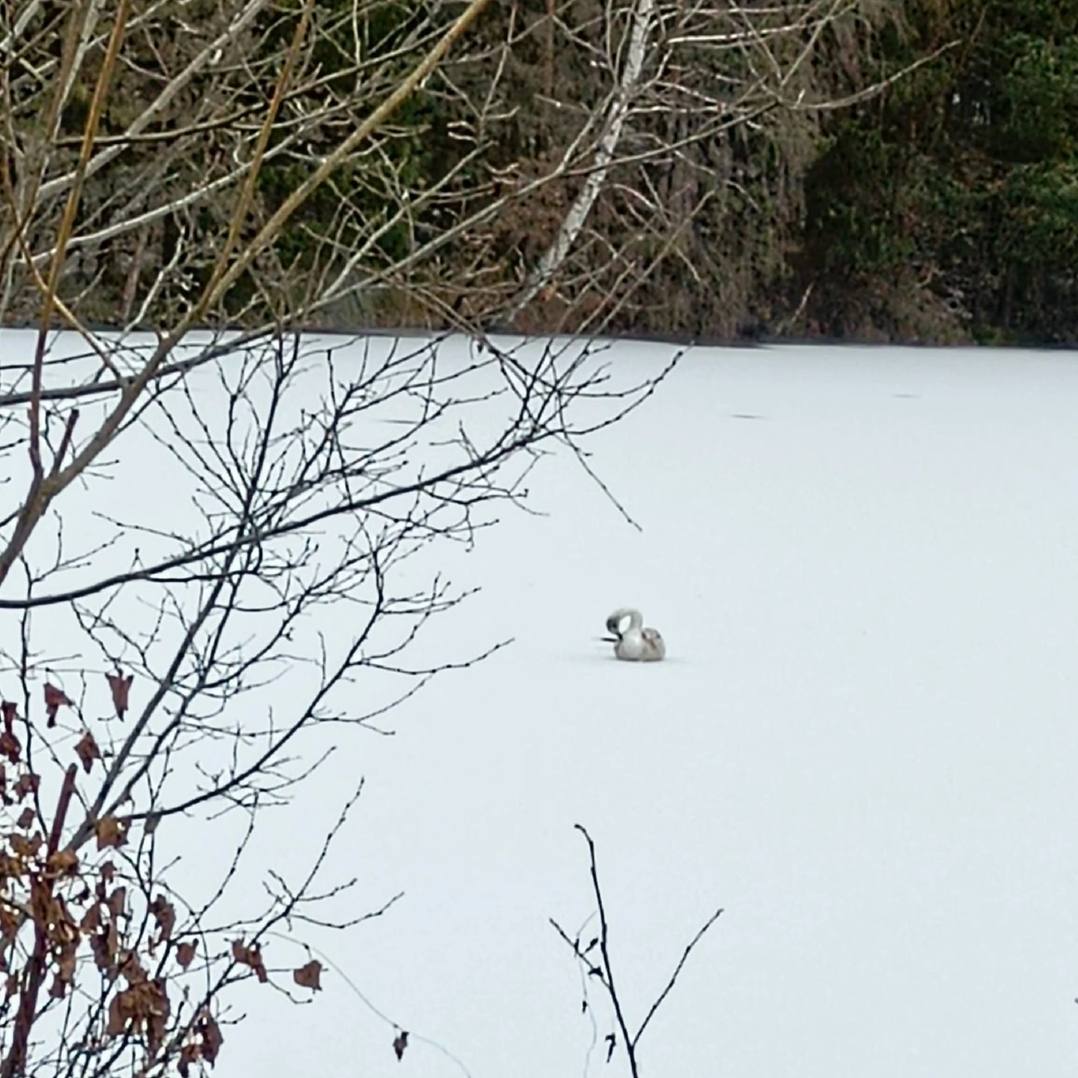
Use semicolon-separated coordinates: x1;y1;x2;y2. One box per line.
605;607;665;662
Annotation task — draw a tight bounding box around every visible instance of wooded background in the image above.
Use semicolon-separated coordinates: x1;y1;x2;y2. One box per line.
3;0;1076;345
0;4;1075;1074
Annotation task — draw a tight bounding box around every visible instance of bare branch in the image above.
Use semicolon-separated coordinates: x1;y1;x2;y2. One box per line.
554;824;723;1077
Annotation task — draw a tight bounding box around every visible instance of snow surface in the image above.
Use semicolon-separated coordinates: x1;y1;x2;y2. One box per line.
232;340;1078;1078
7;335;1078;1076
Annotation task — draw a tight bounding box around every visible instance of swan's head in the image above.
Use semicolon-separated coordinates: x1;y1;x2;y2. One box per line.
604;608;640;639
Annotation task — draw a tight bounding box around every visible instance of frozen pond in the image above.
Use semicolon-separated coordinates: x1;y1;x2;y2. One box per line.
5;335;1078;1076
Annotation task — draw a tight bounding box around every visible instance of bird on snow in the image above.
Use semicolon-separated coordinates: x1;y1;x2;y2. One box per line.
604;607;666;662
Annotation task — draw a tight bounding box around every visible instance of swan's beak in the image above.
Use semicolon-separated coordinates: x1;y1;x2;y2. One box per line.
601;634;619;644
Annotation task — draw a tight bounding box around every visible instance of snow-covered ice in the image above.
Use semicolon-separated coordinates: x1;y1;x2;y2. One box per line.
234;341;1078;1077
7;335;1078;1076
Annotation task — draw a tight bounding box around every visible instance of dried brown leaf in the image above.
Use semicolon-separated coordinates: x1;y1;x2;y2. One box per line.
15;807;34;830
13;773;38;801
47;849;78;876
0;734;19;768
80;903;101;933
118;950;148;985
178;1044;200;1078
176;939;198;969
74;730;100;773
57;945;77;983
199;1007;223;1062
43;682;72;727
150;894;175;942
95;816;128;850
0;734;18;766
292;959;322;991
90;924;119;973
147;982;170;1053
0;908;21;943
231;939;268;983
106;886;127;921
393;1030;409;1061
10;831;41;859
105;672;133;718
105;990;128;1036
48;943;78;998
104;981;165;1040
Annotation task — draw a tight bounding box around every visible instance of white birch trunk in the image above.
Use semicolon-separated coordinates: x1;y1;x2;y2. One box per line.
504;0;656;321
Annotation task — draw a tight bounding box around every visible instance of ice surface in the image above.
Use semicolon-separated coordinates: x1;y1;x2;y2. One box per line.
241;342;1078;1078
6;335;1078;1076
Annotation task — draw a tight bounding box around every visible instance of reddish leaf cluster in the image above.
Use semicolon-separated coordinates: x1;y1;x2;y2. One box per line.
0;702;18;763
9;831;42;861
26;869;80;999
0;700;21;764
106;959;171;1054
86;904;118;974
0;765;38;811
0;669;340;1078
0;733;232;1078
178;1007;224;1076
84;871;126;976
0;702;31;811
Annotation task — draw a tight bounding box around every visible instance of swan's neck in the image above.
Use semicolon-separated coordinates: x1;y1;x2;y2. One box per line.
608;607;643;634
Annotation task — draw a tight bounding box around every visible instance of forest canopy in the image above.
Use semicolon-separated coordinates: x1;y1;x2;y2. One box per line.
2;0;1076;344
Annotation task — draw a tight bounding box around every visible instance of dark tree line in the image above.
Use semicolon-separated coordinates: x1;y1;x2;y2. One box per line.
4;1;1074;343
801;0;1078;344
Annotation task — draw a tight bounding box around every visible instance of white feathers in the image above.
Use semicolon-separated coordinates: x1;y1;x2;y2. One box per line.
605;607;665;662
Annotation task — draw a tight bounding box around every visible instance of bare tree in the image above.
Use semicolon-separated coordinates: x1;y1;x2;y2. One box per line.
552;824;723;1077
0;4;688;1070
0;326;681;1075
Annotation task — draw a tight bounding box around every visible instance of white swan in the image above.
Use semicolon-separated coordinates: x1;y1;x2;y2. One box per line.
605;608;666;662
